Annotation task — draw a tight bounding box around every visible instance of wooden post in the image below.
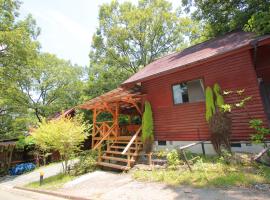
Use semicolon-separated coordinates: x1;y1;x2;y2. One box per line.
92;108;97;148
181;149;192;172
115;102;119;137
127;149;131;168
98;145;101;163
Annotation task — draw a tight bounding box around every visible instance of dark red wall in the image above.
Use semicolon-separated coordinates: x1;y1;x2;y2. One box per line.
142;50;267;141
256;45;270;83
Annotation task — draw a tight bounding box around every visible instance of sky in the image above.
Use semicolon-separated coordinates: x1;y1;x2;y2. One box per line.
20;0;181;67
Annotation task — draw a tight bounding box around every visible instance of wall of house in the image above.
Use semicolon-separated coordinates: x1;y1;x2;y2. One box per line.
256;45;270;82
141;49;267;142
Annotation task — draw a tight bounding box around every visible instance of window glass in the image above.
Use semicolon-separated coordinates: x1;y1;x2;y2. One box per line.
187;79;205;102
172;79;204;104
172;83;188;104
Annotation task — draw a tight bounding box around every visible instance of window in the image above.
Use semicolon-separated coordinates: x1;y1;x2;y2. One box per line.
172;79;205;104
158;141;167;146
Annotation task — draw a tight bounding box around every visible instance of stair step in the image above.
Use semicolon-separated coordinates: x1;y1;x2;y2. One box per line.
114;141;143;144
110;146;137;150
105;150;138;156
98;161;130;171
101;156;134;163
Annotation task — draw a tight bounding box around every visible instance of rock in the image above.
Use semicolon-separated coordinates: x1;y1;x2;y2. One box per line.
254;184;270;191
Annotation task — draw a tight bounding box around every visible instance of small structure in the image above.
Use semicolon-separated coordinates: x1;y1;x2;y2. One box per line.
79;86;146;170
0;140;16;174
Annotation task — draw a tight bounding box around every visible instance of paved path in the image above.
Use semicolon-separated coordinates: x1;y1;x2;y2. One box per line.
0;187;65;200
0;161;71;188
57;171;270;200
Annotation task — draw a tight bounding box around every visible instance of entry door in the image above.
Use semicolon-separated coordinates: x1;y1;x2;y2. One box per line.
260;81;270;123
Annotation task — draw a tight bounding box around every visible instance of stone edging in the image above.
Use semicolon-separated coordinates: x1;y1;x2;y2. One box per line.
14;186;91;200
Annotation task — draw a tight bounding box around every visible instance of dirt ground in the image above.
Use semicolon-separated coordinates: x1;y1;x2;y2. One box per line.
57;170;270;200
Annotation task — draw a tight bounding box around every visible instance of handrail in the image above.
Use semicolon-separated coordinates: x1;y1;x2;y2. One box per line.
96;121;113;124
93;123;116;150
121;126;142;155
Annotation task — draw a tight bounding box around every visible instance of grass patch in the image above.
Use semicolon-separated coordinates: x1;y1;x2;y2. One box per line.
25;173;75;190
132;157;270;188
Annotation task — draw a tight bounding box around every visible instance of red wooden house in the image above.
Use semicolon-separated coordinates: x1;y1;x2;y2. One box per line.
79;31;270;170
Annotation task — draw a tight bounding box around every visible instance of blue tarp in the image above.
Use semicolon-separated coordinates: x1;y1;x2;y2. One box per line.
9;163;36;175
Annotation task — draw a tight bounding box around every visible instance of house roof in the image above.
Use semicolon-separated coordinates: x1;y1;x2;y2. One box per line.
122;31;270;85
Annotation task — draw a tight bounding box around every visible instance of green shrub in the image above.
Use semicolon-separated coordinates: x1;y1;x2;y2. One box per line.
205;87;215;122
70;150;97;176
142;101;154;153
250;119;270;146
166;149;180;169
31;115;88;173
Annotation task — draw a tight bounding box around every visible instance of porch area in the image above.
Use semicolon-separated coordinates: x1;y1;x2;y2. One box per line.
79;87;145;170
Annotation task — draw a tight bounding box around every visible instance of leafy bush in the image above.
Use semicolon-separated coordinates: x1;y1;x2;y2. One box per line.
70;150;97;176
16;135;35;150
31;115;88;173
166;149;180;169
250;119;270;147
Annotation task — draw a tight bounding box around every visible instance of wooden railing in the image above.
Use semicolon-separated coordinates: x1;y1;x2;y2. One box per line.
121;126;142;168
93;122;117;150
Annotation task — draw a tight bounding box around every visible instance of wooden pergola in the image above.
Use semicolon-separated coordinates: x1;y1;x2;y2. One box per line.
78;86;145;149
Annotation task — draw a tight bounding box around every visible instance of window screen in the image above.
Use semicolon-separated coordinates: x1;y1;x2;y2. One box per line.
172;79;204;104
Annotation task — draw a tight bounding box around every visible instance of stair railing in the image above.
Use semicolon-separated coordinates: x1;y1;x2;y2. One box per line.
93;123;117;163
121;126;142;167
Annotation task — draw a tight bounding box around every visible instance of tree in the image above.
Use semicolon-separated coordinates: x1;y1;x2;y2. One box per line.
182;0;270;38
1;52;84;124
31;116;88;173
86;0;199;98
0;0;40;139
0;1;85;140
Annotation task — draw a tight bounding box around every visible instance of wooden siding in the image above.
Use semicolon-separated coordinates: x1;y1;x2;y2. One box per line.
141;50;267;141
256;45;270;82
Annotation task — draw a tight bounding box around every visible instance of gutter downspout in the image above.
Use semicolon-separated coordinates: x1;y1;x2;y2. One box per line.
250;40;259;69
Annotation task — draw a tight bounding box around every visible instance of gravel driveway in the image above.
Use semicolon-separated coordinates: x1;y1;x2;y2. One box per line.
57;170;270;200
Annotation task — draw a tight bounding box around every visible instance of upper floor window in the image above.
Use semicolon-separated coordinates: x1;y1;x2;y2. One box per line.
172;79;205;104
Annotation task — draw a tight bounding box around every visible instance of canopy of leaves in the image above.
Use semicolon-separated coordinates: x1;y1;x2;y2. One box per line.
31;115;88;172
0;0;85;140
86;0;200;99
182;0;270;38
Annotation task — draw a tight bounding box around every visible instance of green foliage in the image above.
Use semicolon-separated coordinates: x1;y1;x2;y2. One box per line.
213;83;224;109
31;115;88;173
86;0;201;99
166;149;180;169
182;0;270;38
133;155;270;187
249;119;270;146
70;150;97;176
16;135;35;150
205;84;252;155
142;101;154;143
244;7;270;35
0;0;85;140
205;87;215;122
